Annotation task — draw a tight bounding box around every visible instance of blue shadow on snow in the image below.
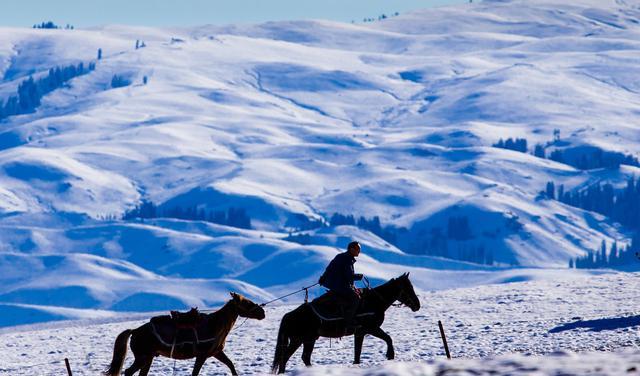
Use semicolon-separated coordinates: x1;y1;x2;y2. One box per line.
549;315;640;333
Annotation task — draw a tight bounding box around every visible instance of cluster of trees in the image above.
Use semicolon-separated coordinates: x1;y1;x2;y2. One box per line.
329;213;401;244
545;178;640;232
33;21;73;29
407;225;495;265
122;200;252;229
284;232;313;245
458;243;494;265
571;236;640;269
492;136;545;158
0;62;96;120
545;178;640;269
121;201;498;265
328;213;496;265
493;138;528;153
359;12;400;23
496;130;639;170
548;148;639;170
111;75;130;88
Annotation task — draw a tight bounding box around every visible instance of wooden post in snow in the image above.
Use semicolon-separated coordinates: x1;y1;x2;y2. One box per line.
64;358;73;376
438;320;451;359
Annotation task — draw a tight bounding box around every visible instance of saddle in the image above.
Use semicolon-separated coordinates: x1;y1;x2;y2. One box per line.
309;290;372;322
150;308;216;348
170;307;201;328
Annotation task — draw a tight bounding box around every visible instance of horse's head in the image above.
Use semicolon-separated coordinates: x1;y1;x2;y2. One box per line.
395;273;420;312
230;292;266;320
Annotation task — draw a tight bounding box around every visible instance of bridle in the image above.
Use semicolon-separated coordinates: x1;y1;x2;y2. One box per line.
395;286;419;310
236;299;265;318
232;299;265;329
365;276;419;310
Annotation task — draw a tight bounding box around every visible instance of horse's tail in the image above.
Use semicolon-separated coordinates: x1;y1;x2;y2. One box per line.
271;313;290;374
104;329;132;376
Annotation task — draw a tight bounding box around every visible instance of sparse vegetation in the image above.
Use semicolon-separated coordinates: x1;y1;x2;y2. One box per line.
0;61;96;120
122;200;252;229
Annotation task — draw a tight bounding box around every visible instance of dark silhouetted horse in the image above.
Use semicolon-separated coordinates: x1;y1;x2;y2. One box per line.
271;273;420;373
105;292;265;376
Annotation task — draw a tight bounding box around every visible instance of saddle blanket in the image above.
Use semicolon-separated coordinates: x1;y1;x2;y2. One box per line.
149;314;217;347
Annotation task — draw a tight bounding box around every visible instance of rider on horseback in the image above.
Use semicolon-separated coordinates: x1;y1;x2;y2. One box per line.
318;241;364;329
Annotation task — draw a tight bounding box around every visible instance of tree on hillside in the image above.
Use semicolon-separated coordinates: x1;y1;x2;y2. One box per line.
493;137;528;153
111;75;130;88
0;61;95;121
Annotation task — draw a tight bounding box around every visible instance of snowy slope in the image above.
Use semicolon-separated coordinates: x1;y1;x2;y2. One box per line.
0;0;640;324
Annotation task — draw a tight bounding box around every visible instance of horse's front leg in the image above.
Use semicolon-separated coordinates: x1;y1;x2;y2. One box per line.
191;355;207;376
214;350;238;376
301;339;316;366
369;327;394;360
353;333;365;364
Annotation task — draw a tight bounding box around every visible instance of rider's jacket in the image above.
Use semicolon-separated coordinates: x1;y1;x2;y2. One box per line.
319;251;360;293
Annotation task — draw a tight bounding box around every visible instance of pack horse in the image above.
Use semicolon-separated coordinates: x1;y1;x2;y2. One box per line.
104;292;265;376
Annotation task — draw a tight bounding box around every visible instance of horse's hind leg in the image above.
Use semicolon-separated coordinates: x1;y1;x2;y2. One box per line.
213;351;237;376
278;339;302;374
354;333;365;364
301;339;316;366
124;355;151;376
137;358;153;376
369;327;394;360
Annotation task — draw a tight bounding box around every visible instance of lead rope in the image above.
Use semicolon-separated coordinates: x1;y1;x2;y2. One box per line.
260;283;319;306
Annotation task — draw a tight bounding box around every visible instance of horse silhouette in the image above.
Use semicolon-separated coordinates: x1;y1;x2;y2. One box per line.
271;273;420;374
105;292;265;376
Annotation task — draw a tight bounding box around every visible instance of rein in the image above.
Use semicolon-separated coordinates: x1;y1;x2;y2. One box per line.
363;276;413;309
260;283;319;306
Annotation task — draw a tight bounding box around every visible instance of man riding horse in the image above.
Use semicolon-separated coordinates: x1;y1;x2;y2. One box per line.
318;241;364;329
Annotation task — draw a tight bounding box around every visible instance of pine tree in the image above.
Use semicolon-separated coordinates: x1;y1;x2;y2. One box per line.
599;240;607;266
546;182;555;199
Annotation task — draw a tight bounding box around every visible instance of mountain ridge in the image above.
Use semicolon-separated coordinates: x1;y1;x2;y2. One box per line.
0;0;638;325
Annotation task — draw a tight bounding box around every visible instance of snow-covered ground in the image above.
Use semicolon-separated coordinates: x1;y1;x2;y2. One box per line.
1;272;639;375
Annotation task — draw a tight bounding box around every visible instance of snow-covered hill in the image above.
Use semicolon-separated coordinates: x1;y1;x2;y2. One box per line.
0;0;640;325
